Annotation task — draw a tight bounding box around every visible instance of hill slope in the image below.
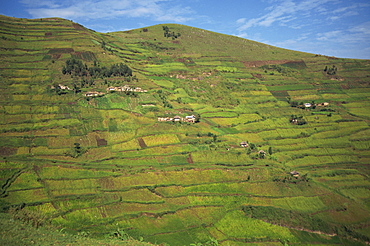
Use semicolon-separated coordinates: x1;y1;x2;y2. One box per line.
0;15;370;245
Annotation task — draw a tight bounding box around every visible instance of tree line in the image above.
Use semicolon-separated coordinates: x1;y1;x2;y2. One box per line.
62;59;132;79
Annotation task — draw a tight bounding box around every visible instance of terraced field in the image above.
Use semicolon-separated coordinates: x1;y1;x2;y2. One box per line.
0;15;369;245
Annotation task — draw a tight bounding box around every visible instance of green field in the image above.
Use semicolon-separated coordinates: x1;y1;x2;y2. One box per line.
0;15;369;246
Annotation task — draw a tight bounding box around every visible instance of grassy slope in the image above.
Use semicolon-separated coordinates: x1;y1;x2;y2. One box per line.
0;212;154;246
0;15;369;245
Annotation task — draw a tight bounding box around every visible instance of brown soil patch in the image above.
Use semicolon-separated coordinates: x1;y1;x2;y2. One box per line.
251;73;264;79
187;154;194;164
48;48;74;54
71;51;96;61
137;138;147;148
243;60;301;68
51;54;61;59
0;147;17;156
72;23;85;30
98;177;115;190
96;138;107;147
341;84;350;89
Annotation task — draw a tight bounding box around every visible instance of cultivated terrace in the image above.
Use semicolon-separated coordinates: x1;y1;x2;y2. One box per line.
0;15;370;246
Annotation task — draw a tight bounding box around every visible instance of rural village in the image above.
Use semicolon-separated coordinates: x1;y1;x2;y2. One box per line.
0;14;369;246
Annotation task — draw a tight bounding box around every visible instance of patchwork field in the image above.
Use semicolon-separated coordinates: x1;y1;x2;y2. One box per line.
0;15;369;245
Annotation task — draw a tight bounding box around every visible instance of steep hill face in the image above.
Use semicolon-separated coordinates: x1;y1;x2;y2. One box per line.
1;15;370;246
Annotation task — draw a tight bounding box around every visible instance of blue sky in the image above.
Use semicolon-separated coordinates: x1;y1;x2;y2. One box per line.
1;0;370;59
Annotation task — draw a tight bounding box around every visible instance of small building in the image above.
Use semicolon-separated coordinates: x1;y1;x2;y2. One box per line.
84;91;104;97
106;85;147;93
158;115;197;123
158;117;173;122
304;103;312;108
290;118;298;124
317;102;329;107
58;84;72;90
290;171;300;177
240;141;249;148
184;115;196;123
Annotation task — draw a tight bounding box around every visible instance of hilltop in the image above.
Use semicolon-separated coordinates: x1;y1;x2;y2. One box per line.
0;15;370;245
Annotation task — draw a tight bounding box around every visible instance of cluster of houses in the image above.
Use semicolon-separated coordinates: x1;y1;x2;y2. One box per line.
304;102;329;108
158;115;197;123
84;91;105;97
106;85;147;93
85;85;148;97
52;84;148;97
51;84;73;90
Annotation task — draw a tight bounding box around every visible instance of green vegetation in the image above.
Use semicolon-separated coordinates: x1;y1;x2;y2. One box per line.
162;25;181;40
0;211;154;245
0;15;369;246
62;59;132;78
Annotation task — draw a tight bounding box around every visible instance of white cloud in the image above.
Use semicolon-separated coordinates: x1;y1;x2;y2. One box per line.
154;6;194;22
350;21;370;35
328;10;359;21
20;0;62;8
233;0;370;59
332;3;370;14
22;0;194;23
237;0;338;31
316;30;342;41
315;21;370;43
236;18;246;24
235;32;248;38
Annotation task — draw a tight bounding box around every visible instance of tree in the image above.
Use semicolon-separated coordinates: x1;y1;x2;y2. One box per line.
249;143;256;150
290;101;298;107
268;146;273;155
325;65;337;75
259;151;266;159
72;83;80;94
66;143;86;158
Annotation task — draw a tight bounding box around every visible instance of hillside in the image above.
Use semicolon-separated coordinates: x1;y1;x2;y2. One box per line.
0;14;370;245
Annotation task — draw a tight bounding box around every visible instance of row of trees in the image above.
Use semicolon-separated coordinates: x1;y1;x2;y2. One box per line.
324;65;337;75
62;59;132;79
162;26;181;40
